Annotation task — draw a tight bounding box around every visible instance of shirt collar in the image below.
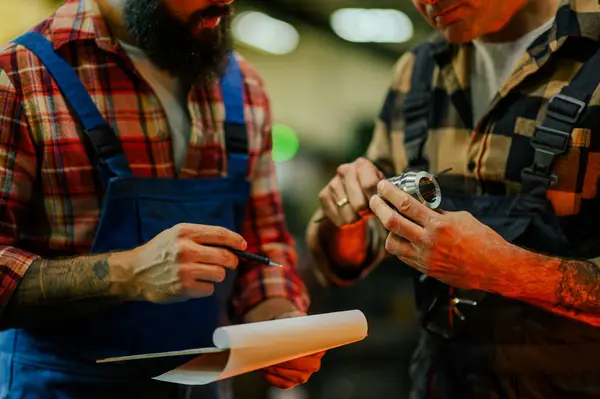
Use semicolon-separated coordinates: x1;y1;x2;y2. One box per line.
48;0;121;54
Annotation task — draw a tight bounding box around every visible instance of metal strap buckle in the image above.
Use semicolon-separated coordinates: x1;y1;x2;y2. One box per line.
547;93;586;125
451;297;478;321
530;125;571;156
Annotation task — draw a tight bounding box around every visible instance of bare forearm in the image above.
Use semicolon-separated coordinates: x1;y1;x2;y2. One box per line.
488;248;600;326
2;253;127;328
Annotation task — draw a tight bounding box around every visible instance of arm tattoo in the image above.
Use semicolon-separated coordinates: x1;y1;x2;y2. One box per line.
2;254;121;329
555;259;600;314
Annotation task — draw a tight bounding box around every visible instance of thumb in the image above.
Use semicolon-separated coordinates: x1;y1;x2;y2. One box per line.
274;311;306;320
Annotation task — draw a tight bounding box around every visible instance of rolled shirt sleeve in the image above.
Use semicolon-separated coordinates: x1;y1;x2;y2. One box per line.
0;69;40;312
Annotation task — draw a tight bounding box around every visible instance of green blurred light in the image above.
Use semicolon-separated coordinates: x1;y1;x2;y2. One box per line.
272;124;299;162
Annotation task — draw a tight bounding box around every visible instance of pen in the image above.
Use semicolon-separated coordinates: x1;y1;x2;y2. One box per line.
216;246;282;267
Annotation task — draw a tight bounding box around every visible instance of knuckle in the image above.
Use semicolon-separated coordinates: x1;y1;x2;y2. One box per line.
179;279;192;294
174;240;193;262
355;157;368;167
204;283;215;296
298;375;310;384
397;198;411;213
429;217;443;228
458;210;471;219
220;250;237;268
177;262;190;278
329;175;342;189
384;234;396;254
215;267;227;282
425;235;436;248
172;223;188;238
429;217;447;234
384;214;400;231
360;173;381;193
336;163;351;176
318;188;329;202
217;250;234;266
349;200;365;213
215;227;229;242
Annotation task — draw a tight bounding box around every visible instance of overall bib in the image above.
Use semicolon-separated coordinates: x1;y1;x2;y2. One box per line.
0;32;250;399
401;43;600;398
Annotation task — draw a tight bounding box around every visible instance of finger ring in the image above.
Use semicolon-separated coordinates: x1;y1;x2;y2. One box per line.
336;198;350;208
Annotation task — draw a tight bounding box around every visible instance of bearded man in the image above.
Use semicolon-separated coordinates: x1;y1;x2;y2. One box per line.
0;0;322;398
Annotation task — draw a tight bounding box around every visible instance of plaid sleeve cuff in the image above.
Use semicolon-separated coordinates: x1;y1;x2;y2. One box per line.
307;210;388;287
0;246;40;308
230;261;310;321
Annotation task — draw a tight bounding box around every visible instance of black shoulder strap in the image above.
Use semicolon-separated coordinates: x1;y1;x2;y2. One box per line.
522;45;600;198
403;43;436;171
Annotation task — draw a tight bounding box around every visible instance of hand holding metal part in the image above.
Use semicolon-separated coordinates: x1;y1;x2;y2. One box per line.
315;166;451;224
369;171;515;293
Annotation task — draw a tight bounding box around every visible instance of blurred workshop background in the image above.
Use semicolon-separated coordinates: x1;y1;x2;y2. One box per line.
0;1;434;398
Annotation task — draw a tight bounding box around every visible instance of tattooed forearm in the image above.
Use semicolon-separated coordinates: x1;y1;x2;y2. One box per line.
555;259;600;314
490;249;600;327
1;254;123;329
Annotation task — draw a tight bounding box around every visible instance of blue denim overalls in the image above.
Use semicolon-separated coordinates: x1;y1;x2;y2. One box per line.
0;31;250;399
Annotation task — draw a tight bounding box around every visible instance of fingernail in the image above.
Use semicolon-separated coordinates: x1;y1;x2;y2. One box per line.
377;180;386;193
369;195;378;208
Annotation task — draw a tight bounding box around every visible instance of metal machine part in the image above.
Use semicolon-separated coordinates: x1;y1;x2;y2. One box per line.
381;168;450;210
385;171;441;209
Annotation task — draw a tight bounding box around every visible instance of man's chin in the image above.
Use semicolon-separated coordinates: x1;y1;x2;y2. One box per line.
441;24;479;44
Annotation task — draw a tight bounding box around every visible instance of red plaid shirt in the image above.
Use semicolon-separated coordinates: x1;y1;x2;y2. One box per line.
0;0;309;319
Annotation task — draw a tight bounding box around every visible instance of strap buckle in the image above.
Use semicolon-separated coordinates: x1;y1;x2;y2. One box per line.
85;124;124;161
526;124;571;178
547;93;586;124
521;168;558;188
530;125;571;155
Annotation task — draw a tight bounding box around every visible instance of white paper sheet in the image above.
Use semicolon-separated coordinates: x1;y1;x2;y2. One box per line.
97;310;368;385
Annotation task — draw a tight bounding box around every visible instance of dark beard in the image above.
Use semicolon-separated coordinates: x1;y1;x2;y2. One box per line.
122;0;232;84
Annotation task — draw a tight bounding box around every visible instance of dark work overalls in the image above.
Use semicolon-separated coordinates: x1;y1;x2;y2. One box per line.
0;32;251;399
401;42;600;398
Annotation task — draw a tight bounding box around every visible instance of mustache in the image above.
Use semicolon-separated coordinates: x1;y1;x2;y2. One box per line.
190;5;232;22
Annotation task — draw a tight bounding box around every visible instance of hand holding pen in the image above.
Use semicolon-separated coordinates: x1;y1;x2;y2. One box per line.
109;224;280;305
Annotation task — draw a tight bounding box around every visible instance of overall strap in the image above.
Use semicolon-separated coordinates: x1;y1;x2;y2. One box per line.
13;32;132;186
522;44;600;198
220;53;249;180
403;42;436;171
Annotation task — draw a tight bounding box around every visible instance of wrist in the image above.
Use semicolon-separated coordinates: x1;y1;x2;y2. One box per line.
242;298;299;323
106;250;137;300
